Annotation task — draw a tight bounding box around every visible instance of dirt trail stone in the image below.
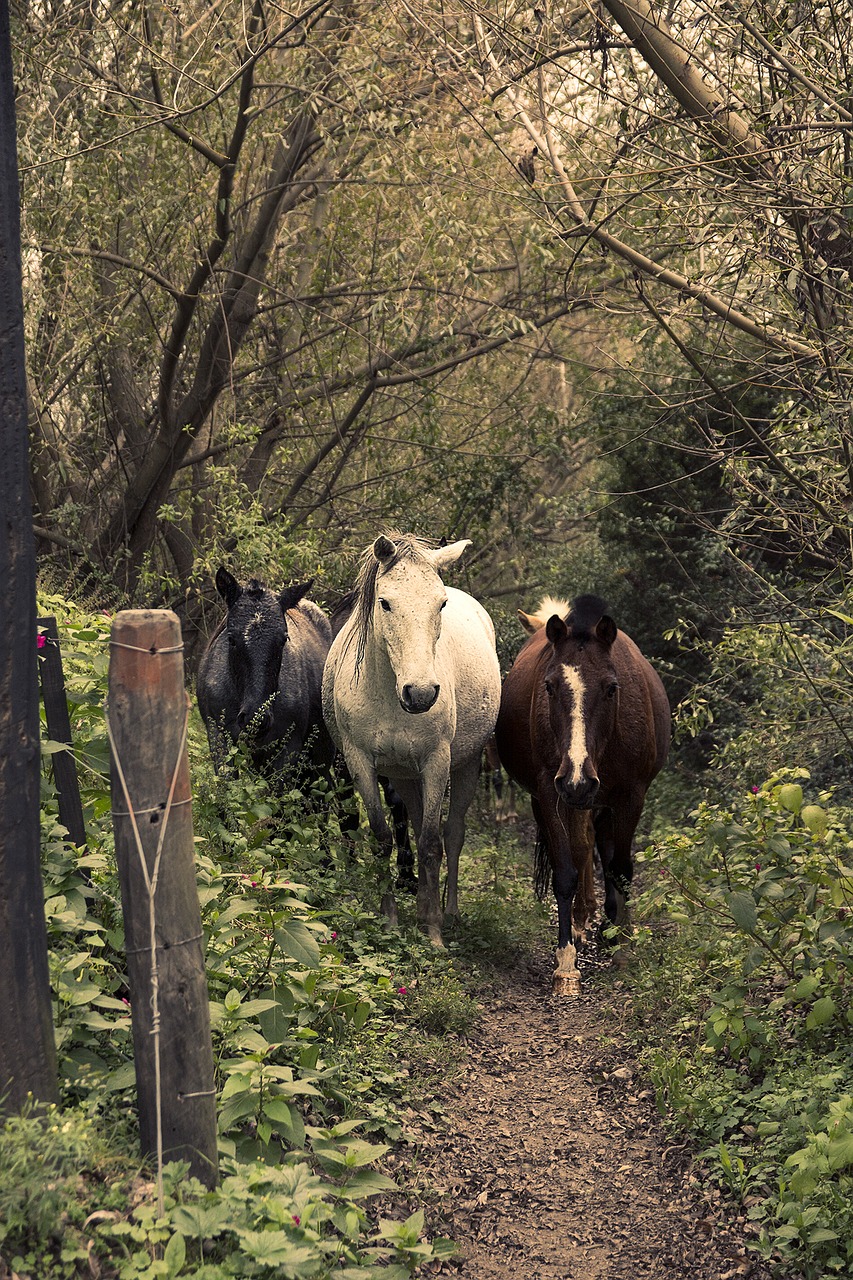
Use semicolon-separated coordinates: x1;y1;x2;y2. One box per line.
416;947;773;1280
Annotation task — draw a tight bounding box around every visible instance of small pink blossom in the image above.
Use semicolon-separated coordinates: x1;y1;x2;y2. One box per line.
755;863;761;872
292;1215;300;1226
331;931;338;940
37;634;46;649
397;986;407;995
751;785;760;794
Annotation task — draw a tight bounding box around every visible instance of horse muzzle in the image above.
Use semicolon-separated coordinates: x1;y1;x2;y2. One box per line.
554;774;600;808
236;703;275;738
399;683;440;714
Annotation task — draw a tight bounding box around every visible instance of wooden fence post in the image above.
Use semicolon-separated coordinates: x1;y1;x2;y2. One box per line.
108;610;218;1188
37;616;86;850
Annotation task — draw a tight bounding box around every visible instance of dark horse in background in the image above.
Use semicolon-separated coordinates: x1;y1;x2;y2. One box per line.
197;568;414;888
197;567;336;781
496;594;670;995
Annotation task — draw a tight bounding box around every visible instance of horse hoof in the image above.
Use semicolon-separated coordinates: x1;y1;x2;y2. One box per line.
552;973;582;997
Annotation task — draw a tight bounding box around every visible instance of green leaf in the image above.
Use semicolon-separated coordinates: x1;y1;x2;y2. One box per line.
793;973;821;1001
340;1169;397;1199
778;783;803;814
236;1231;317;1267
806;996;836;1028
263;1099;306;1148
164;1231;186;1276
801;804;828;837
171;1204;233;1239
727;891;757;933
827;1133;853;1171
275;920;321;968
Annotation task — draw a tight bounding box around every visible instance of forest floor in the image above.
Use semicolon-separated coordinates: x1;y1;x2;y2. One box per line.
400;935;777;1280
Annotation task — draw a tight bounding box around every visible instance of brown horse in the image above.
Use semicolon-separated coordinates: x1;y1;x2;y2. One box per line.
495;595;670;994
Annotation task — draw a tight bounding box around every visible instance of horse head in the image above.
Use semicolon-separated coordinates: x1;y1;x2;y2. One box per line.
540;595;620;809
362;533;470;714
215;566;313;743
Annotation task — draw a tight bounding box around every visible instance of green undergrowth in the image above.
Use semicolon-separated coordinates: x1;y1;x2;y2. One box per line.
625;771;853;1280
14;592;544;1279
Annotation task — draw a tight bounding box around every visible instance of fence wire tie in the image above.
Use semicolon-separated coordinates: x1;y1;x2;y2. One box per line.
105;698;190;1219
109;641;185;655
125;932;203;957
111;798;192;818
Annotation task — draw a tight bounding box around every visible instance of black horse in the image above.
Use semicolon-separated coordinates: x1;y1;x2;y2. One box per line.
197;567;335;781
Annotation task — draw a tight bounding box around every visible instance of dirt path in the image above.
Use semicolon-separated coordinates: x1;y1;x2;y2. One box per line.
410;944;774;1280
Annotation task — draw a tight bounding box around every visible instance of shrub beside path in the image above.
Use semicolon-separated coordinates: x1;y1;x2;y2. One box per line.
410;946;776;1280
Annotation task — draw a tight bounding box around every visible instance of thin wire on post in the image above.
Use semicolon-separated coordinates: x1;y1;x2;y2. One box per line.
105;698;190;1218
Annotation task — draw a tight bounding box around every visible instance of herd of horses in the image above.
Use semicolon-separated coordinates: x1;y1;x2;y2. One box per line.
197;533;670;995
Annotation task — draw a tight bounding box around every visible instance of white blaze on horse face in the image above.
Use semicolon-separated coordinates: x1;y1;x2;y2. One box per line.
561;664;587;785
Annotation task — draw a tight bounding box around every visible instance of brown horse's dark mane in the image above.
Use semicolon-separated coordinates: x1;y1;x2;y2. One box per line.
351;532;439;677
566;594;610;642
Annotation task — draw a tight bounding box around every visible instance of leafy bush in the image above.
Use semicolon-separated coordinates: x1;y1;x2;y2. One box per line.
629;774;853;1277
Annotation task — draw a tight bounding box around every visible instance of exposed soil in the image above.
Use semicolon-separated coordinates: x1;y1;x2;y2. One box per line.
405;941;776;1280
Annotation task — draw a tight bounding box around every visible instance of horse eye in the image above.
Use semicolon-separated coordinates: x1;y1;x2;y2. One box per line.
544;680;554;698
378;598;391;612
439;599;447;611
607;682;619;698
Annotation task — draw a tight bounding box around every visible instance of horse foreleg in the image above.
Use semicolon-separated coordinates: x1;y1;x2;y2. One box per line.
571;811;597;945
540;802;584;995
444;756;481;921
410;750;450;946
380;776;415;893
343;745;397;927
595;796;642;944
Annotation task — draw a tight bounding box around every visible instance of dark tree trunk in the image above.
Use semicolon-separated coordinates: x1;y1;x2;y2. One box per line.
0;0;59;1110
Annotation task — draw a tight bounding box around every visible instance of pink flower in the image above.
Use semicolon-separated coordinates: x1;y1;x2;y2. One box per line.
751;785;760;794
37;634;46;649
397;986;407;995
755;863;761;872
292;1215;300;1226
331;931;338;940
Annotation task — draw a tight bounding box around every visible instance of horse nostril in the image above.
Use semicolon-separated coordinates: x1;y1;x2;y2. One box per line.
401;684;440;714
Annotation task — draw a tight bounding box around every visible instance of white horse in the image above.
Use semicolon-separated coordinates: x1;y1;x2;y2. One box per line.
322;533;501;943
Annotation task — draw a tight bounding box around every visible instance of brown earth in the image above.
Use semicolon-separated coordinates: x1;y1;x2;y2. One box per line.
402;942;777;1280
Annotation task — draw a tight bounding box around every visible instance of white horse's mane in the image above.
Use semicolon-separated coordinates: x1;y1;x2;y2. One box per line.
531;595;571;625
351;532;439;676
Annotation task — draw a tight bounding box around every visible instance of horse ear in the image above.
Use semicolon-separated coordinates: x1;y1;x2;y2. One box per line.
518;609;544;634
279;580;313;613
429;538;471;573
595;615;617;647
545;614;568;645
374;535;397;563
215;567;241;608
